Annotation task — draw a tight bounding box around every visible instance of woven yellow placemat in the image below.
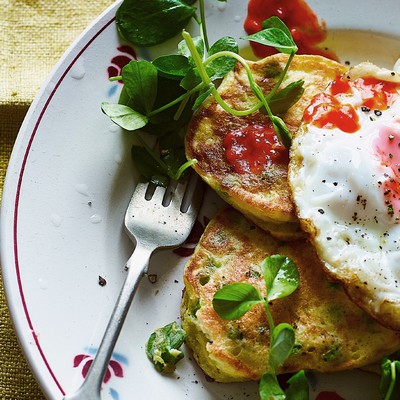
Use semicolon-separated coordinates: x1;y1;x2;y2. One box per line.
0;1;114;398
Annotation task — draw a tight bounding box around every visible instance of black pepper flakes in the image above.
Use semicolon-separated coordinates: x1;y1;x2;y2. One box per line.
356;195;367;209
98;276;107;287
148;274;158;284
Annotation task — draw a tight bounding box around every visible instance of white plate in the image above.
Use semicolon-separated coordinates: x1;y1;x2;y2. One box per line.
1;1;400;399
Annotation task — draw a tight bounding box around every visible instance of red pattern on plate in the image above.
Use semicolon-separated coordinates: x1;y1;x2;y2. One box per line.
107;45;137;81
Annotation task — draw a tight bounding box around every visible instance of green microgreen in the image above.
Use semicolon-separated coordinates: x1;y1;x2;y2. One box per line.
262;254;299;302
380;357;400;400
152;55;191;80
268;80;305;114
212;282;264;320
146;321;187;373
212;255;308;399
241;16;298;55
101;103;148;131
206;36;239;79
284;371;310;399
104;1;303;187
116;0;197;47
120;59;158;114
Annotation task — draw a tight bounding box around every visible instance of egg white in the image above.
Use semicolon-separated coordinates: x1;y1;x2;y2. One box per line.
289;63;400;329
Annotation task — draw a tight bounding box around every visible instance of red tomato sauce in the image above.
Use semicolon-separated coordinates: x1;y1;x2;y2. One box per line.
303;92;359;134
304;75;400;133
244;0;337;60
332;76;400;110
223;124;288;174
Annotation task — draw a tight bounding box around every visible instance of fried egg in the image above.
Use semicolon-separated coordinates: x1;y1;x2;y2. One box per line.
289;62;400;330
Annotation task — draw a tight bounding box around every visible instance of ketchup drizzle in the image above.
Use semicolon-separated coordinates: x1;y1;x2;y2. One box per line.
304;75;400;134
303;92;359;134
244;0;337;60
223;124;288;174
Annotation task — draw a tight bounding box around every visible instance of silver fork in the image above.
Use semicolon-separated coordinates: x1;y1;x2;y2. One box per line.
63;172;203;400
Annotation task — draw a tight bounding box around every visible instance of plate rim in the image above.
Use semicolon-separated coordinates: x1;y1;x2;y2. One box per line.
0;1;121;398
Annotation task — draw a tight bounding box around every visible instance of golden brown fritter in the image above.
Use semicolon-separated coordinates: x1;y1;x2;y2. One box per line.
181;208;400;382
185;54;347;240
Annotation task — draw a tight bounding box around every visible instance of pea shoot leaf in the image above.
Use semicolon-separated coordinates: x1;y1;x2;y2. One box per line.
259;373;286;400
262;255;299;302
269;323;295;369
178;36;205;63
212;282;263;320
269;80;305;114
158;130;188;176
242;28;296;54
131;145;170;187
121;60;158;114
285;371;310;399
101;103;148;131
260;16;298;53
152;55;191;80
271;115;292;149
180;67;202;91
146;76;194;135
116;0;196;47
192;83;214;110
206;36;239;80
260;370;309;400
262;16;293;41
118;85;130;106
241;17;298;55
131;128;191;186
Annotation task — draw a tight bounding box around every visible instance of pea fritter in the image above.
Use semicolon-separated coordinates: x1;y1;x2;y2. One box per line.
181;208;400;382
185;54;347;240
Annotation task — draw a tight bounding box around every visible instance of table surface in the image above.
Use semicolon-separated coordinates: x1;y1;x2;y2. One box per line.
0;1;114;398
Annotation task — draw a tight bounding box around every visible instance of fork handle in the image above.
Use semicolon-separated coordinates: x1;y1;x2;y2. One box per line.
63;244;154;400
